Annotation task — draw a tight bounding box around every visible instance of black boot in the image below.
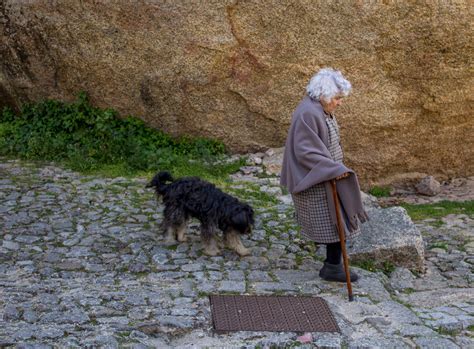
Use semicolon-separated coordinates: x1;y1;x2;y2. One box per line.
319;262;359;282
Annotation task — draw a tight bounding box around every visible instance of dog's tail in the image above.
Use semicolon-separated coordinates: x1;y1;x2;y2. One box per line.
146;171;174;195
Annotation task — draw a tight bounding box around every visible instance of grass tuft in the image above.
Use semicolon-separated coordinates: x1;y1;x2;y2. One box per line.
353;259;396;276
400;200;474;221
368;186;391;197
429;242;449;251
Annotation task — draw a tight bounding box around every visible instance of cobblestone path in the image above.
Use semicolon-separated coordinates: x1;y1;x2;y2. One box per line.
1;160;473;348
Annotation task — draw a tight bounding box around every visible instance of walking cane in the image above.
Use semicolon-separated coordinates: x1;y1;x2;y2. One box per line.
331;179;354;302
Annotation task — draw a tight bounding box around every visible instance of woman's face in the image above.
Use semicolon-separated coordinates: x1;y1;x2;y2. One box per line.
321;95;344;113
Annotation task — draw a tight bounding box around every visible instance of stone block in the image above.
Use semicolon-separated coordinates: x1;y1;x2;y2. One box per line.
348;206;425;272
416;176;441;196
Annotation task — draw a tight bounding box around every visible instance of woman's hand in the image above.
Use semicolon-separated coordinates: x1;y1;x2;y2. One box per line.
335;172;350;180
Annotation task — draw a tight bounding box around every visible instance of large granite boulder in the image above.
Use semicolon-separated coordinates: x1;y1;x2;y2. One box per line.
348;194;425;272
1;1;472;185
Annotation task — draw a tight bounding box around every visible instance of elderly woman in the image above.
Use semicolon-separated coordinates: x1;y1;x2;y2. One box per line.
280;68;368;282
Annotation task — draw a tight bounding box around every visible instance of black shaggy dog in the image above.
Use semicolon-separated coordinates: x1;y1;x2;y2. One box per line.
147;171;254;257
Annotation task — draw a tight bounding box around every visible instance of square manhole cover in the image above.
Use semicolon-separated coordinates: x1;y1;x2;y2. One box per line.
209;295;340;333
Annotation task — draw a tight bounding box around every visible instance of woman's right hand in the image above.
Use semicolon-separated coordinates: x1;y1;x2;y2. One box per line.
335;172;350;181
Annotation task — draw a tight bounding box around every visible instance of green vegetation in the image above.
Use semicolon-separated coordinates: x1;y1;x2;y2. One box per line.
368;186;391;197
354;259;377;273
429;242;449;251
401;288;416;295
197;291;209;298
0;92;244;180
225;183;279;207
400;200;474;221
436;327;461;336
354;259;395;276
382;260;396;275
268;271;278;282
294;254;303;267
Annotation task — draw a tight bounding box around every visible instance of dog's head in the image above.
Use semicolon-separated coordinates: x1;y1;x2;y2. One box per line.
230;204;254;234
146;171;174;195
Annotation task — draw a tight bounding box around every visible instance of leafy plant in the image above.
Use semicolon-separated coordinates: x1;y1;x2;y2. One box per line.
0;92;242;180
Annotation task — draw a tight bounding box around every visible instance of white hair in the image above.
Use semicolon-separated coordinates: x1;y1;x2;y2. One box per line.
306;68;352;102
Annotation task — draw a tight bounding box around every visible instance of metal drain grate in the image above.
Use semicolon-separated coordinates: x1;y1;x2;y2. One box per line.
209;295;340;333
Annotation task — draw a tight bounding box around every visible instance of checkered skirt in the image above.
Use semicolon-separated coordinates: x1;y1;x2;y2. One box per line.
292;116;360;243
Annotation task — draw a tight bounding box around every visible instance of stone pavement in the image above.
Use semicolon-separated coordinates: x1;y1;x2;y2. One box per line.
0;159;473;348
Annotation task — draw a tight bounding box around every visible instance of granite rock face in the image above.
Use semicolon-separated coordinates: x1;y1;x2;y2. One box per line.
1;1;473;184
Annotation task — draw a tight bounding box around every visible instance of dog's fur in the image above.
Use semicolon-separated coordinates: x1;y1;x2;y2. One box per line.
147;171;254;256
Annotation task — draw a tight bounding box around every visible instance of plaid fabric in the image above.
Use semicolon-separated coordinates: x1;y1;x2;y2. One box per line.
292;115;360;243
326;116;343;163
292;183;336;243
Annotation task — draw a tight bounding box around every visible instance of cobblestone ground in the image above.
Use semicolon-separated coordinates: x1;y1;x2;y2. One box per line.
1;159;473;348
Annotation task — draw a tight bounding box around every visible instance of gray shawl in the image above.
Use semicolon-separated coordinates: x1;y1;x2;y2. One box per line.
280;95;368;232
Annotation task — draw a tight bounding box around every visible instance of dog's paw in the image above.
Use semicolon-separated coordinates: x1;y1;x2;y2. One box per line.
225;232;250;257
203;240;221;256
236;246;251;257
176;228;188;242
203;246;221;257
177;234;188;242
164;233;177;243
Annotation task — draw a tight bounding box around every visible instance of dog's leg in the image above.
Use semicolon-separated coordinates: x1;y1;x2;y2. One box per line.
164;226;177;243
161;215;177;243
161;204;177;243
225;230;250;257
176;221;188;242
162;205;188;243
203;236;220;257
201;222;220;256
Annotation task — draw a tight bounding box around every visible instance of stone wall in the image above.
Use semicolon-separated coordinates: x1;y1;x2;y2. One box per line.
1;1;472;185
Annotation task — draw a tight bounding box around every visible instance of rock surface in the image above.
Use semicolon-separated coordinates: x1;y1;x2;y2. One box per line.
261;147;285;176
416;176;441;196
348;203;425;272
1;1;473;184
379;176;474;205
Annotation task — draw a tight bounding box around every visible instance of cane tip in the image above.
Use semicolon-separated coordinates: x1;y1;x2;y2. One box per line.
349;295;354;302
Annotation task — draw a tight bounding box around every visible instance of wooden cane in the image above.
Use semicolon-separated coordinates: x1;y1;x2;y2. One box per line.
331;179;354;302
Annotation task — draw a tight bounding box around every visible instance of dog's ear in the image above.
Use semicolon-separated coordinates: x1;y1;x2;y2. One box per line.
239;205;254;225
146;171;174;192
231;206;254;233
246;205;255;225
